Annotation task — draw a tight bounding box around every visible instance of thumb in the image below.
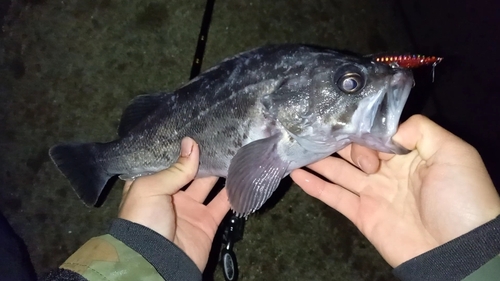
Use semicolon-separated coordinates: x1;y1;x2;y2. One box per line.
391;114;466;161
392;115;490;178
133;137;200;196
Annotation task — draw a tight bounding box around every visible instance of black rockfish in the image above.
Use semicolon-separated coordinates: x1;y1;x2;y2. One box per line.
49;44;413;217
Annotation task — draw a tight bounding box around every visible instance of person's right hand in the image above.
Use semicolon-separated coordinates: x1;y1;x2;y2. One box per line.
291;114;500;267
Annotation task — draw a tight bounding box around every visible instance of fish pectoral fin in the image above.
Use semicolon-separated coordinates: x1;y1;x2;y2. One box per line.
226;134;290;217
118;92;170;137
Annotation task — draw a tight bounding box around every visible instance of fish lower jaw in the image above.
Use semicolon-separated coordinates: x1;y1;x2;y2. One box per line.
346;88;407;153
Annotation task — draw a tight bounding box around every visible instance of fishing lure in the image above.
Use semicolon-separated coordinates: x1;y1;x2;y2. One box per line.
371;54;443;82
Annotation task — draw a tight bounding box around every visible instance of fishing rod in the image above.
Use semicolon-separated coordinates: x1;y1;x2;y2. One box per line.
190;0;215;80
189;1;245;280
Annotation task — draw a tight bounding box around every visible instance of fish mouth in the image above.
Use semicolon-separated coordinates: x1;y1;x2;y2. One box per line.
350;68;413;154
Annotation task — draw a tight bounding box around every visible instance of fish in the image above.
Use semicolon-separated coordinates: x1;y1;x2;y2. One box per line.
49;44;414;217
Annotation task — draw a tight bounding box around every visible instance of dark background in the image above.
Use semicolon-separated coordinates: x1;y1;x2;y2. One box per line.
0;0;498;280
399;0;500;192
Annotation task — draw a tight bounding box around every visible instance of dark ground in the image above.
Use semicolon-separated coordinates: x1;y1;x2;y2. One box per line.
0;0;498;280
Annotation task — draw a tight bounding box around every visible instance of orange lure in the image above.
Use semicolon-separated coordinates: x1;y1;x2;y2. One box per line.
373;54;443;68
371;54;443;82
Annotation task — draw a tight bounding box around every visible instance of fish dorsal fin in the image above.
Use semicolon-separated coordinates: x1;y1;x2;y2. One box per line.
117;92;171;137
226;134;290;217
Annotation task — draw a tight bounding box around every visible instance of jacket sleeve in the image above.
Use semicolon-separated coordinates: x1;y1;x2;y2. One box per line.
393;215;500;281
42;219;202;281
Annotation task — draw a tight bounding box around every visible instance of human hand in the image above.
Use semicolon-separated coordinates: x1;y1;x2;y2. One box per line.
291;114;500;267
118;137;231;271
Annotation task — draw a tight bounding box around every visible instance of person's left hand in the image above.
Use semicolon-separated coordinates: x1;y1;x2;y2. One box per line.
118;137;231;271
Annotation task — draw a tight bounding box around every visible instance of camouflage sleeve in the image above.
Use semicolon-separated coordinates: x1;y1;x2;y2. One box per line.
51;219;201;281
462;254;500;281
393;215;500;281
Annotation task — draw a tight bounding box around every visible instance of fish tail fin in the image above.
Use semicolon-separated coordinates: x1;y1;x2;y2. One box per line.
49;142;114;206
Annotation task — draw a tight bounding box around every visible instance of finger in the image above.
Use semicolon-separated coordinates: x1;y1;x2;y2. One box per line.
206;187;231;222
291;169;360;223
351;144;380;173
336;145;354;163
392;114;470;161
337;144;381;174
123;180;133;195
306;156;367;194
119;181;134;209
184;176;219;203
378;151;396;161
133;137;200;196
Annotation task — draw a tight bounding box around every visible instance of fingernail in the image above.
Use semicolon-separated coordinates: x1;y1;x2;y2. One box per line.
180;138;194;157
356;156;371;172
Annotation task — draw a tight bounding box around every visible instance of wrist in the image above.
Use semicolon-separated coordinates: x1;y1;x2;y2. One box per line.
109;218;202;281
393;215;500;281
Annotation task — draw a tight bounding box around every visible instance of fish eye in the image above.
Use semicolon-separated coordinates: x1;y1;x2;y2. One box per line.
337;72;364;93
